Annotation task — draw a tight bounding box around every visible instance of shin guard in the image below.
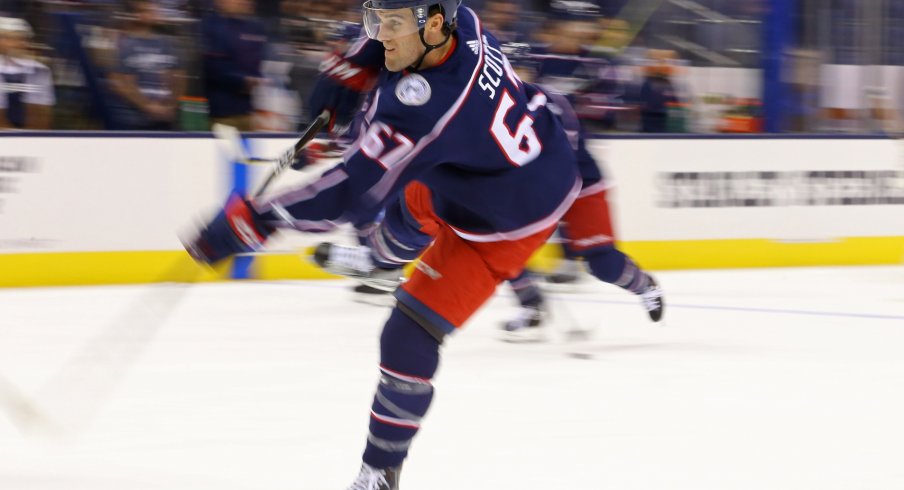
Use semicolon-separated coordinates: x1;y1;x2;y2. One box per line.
362;308;440;468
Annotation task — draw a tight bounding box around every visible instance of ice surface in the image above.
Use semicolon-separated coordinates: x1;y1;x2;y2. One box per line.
1;266;902;489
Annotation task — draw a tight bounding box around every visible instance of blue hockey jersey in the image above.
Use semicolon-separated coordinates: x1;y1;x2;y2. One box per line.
257;6;580;242
530;45;624;130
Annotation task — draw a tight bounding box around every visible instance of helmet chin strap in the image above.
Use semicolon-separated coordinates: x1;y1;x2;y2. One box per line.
409;28;452;72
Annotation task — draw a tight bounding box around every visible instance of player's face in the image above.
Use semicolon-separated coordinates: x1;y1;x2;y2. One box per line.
364;6;426;72
380;29;425;72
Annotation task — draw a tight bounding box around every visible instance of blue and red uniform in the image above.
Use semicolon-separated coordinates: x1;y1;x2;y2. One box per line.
251;8;581;470
257;7;580;337
184;4;647;476
530;45;625;130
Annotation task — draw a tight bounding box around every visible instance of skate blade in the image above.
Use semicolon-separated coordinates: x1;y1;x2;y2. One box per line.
499;328;549;343
351;293;396;307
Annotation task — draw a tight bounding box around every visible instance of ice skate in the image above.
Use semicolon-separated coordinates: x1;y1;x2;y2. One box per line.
500;302;549;342
351;283;396;307
313;243;403;292
640;277;664;322
346;463;401;490
538;259;584;291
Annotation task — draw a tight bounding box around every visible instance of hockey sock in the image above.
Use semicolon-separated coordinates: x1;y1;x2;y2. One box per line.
363;308;440;468
508;270;544;308
585;246;651;295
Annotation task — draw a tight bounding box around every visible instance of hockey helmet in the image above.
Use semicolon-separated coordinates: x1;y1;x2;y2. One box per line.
363;0;461;40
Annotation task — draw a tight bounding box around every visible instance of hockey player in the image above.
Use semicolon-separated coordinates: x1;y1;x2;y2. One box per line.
308;29;663;340
488;4;664;336
184;2;583;489
530;0;627;131
497;90;663;340
521;0;627;285
315;87;665;342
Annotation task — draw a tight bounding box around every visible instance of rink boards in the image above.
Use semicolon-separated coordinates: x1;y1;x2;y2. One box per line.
1;133;903;287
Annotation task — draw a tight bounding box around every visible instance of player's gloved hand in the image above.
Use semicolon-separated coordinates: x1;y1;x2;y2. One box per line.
290;146;315;170
290;140;331;170
183;194;273;265
308;75;364;136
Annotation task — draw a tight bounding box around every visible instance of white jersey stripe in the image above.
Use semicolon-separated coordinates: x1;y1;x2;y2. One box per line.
450;177;581;243
260;167;349;216
578;179;612;197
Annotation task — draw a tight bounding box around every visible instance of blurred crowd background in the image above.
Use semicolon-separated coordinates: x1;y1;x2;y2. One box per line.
1;0;903;134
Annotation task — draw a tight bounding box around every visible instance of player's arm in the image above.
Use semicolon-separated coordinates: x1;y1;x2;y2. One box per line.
184;40;446;265
185;159;407;265
256;140;420;234
185;108;434;265
308;32;384;133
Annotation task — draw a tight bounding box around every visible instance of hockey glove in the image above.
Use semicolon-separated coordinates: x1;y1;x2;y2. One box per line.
307;76;363;136
290;140;343;170
184;194;273;265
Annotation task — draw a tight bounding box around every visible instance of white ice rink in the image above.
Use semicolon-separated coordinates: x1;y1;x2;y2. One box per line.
1;266;903;490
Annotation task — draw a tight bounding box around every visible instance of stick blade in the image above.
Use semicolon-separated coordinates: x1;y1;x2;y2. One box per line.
211;123;248;164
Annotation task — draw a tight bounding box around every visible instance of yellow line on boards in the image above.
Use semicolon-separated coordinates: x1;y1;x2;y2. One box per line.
1;237;902;287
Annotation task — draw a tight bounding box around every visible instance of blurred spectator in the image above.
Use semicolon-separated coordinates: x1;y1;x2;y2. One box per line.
201;0;266;131
106;0;185;130
481;0;530;44
596;17;631;52
0;16;54;129
785;48;821;132
277;0;322;50
533;0;601;49
637;49;679;133
278;0;361;51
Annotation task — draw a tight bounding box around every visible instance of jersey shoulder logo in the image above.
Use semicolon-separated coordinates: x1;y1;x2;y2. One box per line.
467;40;480;55
395;73;431;106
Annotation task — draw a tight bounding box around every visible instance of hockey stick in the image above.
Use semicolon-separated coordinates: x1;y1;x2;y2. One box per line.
0;372;60;435
212;109;331;197
251;110;331;198
6;113;332;437
544;292;598;359
212;123;278;165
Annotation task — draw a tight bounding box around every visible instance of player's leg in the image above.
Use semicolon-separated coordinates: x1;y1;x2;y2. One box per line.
501;269;550;342
562;186;664;321
314;182;439;297
543;231;585;285
350;202;555;487
351;307;439;489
